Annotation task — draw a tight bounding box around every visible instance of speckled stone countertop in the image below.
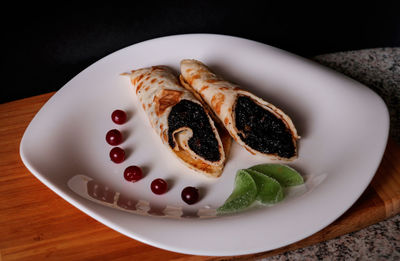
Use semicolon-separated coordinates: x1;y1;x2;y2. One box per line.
262;48;400;261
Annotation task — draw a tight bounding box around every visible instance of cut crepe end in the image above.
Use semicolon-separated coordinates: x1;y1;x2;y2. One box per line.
233;94;299;161
170;126;228;178
170;127;224;177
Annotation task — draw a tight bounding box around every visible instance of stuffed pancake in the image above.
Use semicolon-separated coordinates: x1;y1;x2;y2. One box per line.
125;65;230;177
180;59;299;161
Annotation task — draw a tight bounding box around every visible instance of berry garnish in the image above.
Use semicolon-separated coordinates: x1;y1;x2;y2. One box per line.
181;186;199;205
124;166;143;182
106;129;123;146
111;110;127;124
109;147;125;163
151;178;168;195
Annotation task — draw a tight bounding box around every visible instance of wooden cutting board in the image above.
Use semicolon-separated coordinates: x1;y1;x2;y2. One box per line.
1;93;399;261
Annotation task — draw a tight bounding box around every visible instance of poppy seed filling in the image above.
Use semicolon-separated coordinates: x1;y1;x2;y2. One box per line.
168;100;221;162
234;96;295;158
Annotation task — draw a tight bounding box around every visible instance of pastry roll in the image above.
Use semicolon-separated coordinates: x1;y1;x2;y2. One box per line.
125;66;229;177
180;59;299;161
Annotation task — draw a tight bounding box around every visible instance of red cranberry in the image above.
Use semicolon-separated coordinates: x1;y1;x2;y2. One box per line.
151;178;168;195
106;129;123;146
181;186;199;205
124;166;143;182
111;110;127;124
109;147;125;163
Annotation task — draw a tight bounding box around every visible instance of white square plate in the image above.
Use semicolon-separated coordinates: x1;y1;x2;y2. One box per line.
20;34;389;256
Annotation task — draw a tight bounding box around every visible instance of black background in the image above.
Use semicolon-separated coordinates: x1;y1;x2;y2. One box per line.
2;2;399;103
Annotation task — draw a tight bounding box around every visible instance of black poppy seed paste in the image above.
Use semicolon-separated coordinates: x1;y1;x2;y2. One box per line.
234;96;295;158
168;100;220;162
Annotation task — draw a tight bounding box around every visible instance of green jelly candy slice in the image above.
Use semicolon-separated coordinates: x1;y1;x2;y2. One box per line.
249;164;304;187
217;170;258;214
245;169;284;204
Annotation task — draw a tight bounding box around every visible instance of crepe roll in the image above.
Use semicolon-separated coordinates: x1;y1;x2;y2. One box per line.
125;66;230;177
180;59;299;161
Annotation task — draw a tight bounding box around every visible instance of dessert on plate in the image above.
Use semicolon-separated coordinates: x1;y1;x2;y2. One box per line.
125;65;230;177
180;59;299;161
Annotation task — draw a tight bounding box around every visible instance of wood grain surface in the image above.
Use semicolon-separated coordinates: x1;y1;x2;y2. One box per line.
1;93;399;261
